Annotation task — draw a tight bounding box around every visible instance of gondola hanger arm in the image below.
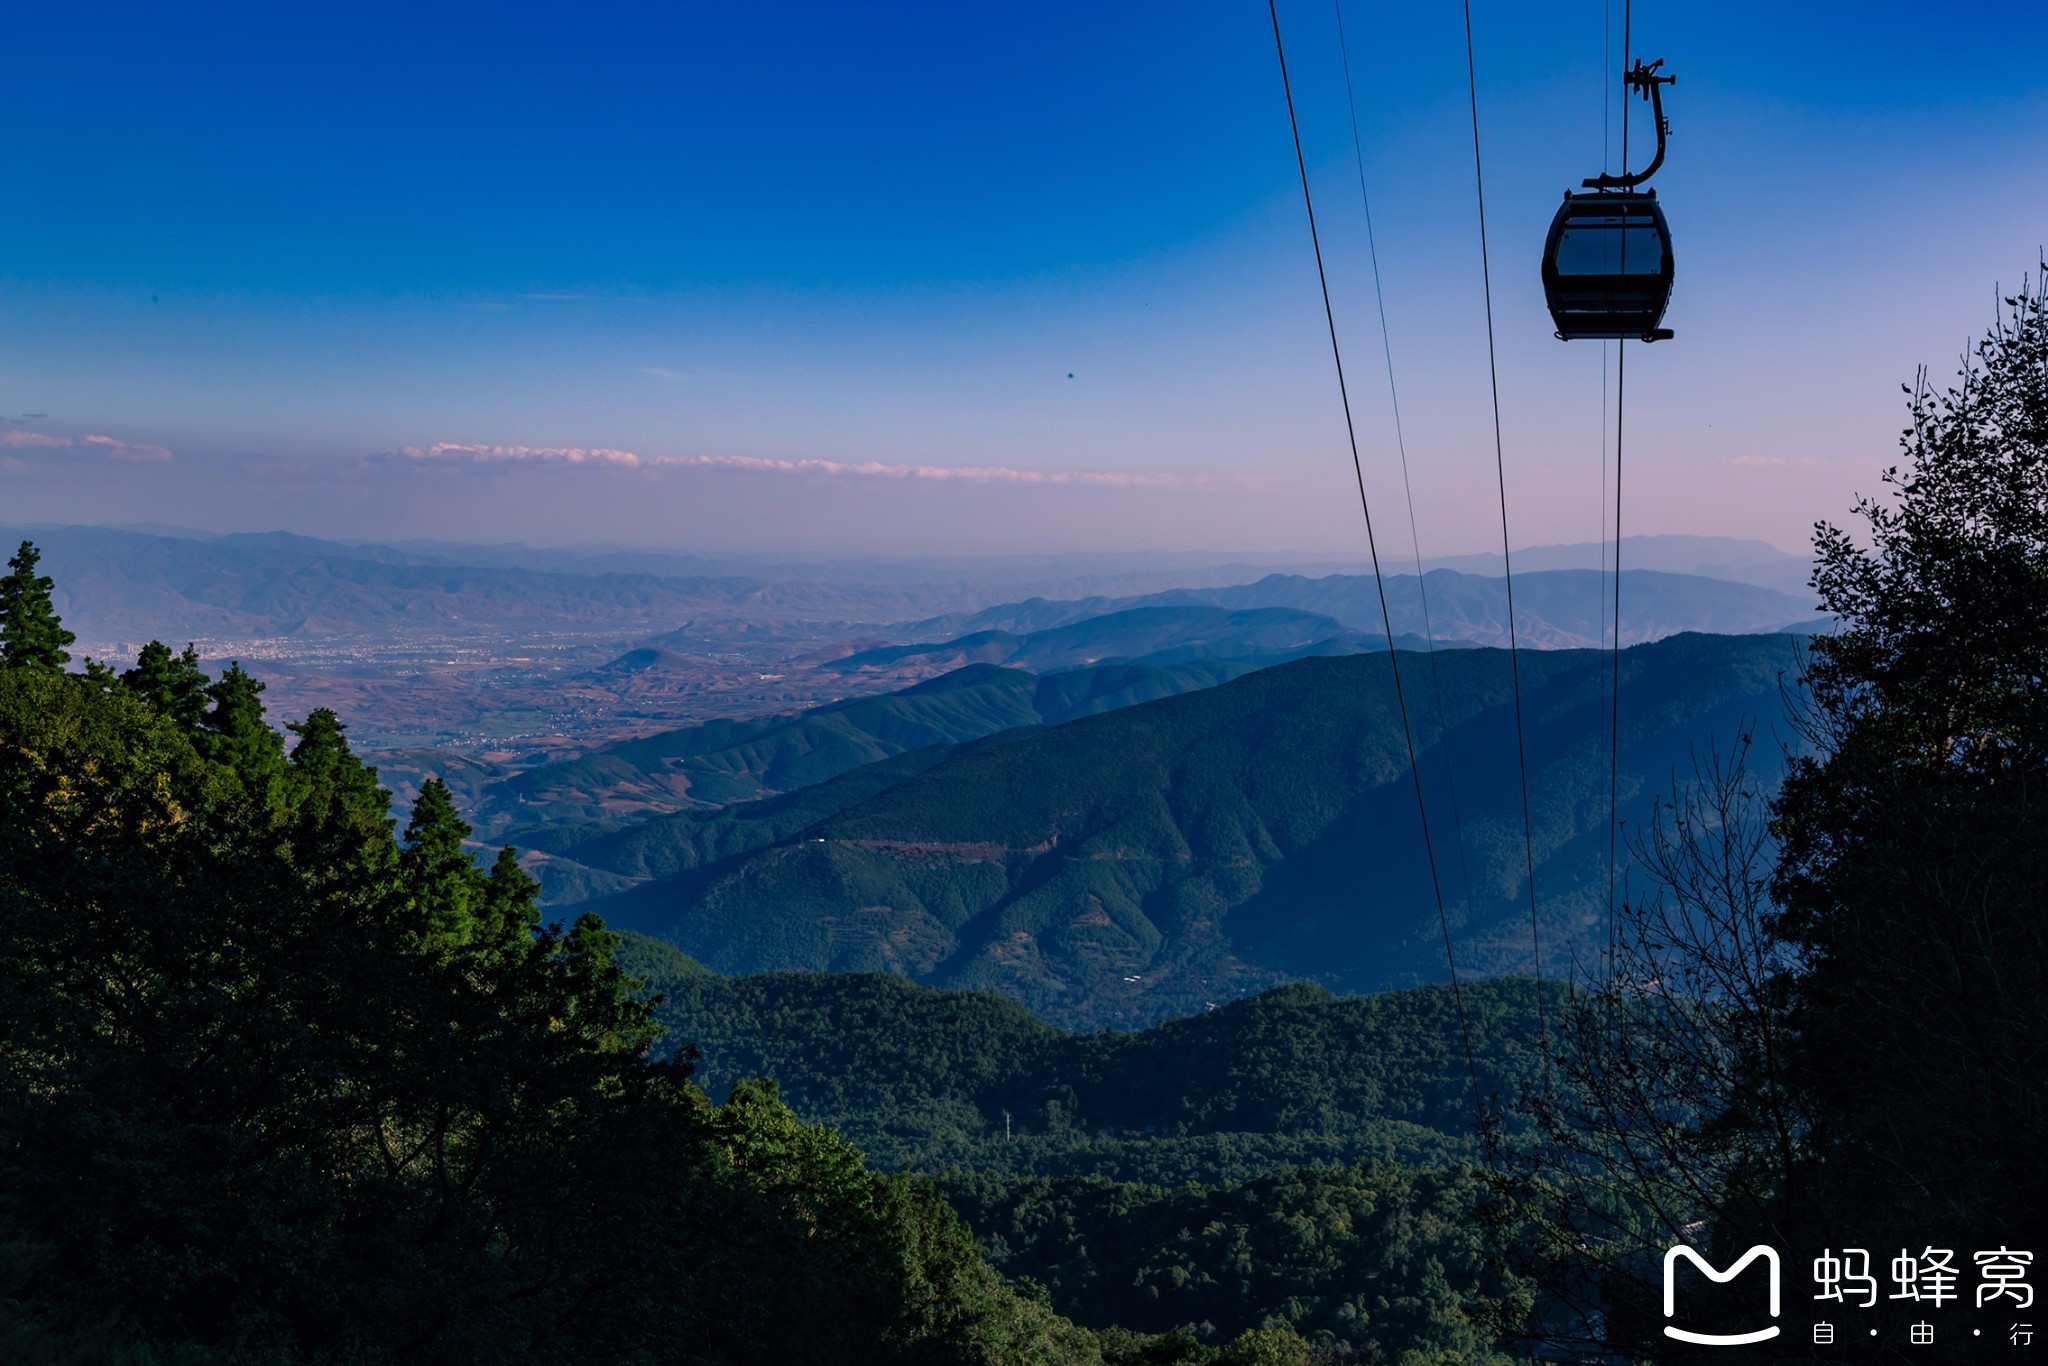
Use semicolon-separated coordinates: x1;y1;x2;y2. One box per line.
1583;59;1675;191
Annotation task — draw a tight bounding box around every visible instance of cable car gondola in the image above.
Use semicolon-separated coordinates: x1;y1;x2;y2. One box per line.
1542;59;1677;342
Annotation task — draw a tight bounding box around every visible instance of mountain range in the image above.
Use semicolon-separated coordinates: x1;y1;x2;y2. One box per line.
1419;532;1812;593
551;631;1804;1027
896;566;1822;650
383;578;1817;840
820;605;1387;676
610;938;1557;1356
12;523;1815;648
17;526;930;643
413;654;1297;839
1;524;1387;643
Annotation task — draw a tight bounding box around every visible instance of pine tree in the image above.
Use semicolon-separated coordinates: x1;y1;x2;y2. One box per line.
400;778;484;947
0;541;76;672
198;662;287;802
284;707;397;880
286;708;387;814
478;845;543;950
122;640;210;732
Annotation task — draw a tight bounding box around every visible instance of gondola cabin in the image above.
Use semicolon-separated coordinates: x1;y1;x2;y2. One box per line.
1541;190;1674;342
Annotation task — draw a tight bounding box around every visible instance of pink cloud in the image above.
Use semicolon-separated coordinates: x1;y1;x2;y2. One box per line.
378;442;1245;490
0;430;173;462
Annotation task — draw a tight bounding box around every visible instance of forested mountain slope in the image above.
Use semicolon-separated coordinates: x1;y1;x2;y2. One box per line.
451;653;1319;836
618;938;1550;1180
579;632;1805;1026
617;942;1553;1358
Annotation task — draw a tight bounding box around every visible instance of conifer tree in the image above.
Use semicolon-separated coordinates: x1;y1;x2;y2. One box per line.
284;707;397;881
0;541;76;671
400;777;484;946
479;844;543;950
198;661;287;800
286;708;388;815
122;640;210;732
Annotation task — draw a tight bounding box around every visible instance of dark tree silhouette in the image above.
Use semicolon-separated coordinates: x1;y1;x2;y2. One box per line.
0;541;75;671
1774;269;2048;1245
122;639;210;731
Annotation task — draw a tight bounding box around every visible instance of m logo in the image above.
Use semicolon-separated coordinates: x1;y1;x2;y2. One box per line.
1664;1244;1782;1346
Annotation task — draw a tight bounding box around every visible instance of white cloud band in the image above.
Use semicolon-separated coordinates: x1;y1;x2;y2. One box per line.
380;442;1214;489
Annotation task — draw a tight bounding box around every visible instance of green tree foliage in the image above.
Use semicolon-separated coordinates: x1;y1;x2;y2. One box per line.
0;641;1167;1362
197;660;288;803
946;1163;1532;1363
1774;273;2048;1240
0;542;75;671
626;961;1555;1179
616;947;1546;1356
1511;733;1809;1354
399;776;490;947
1519;270;2048;1359
283;707;398;883
120;639;210;732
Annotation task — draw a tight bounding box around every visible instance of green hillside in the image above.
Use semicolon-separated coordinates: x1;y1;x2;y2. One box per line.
447;655;1303;849
943;1163;1530;1358
580;632;1805;1027
617;941;1551;1357
618;935;1554;1181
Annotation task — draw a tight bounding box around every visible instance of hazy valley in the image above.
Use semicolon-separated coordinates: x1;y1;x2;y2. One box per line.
20;521;1819;769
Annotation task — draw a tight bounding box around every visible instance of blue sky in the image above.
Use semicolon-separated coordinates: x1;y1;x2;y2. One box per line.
2;1;2044;556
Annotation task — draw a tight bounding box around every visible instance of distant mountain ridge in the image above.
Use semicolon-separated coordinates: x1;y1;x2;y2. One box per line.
1;524;1377;643
16;526;969;642
1421;533;1811;593
900;566;1822;651
824;605;1392;676
11;523;1815;646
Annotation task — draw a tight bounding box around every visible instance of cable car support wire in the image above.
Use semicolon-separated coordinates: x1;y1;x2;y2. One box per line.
1330;0;1481;942
1458;0;1548;1061
1265;0;1485;1133
1606;1;1640;995
1601;0;1664;998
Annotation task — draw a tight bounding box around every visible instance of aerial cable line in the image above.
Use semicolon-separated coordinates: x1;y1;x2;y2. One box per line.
1601;0;1612;646
1329;0;1480;925
1264;0;1486;1134
1529;0;1674;995
1606;0;1636;994
1597;0;1615;992
1457;0;1548;1042
1596;0;1614;997
1608;345;1628;992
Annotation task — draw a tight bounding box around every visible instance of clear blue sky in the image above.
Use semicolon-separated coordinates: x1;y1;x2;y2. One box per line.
3;1;2044;557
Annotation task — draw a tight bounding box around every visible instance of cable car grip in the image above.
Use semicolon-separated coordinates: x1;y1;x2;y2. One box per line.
1582;59;1676;192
